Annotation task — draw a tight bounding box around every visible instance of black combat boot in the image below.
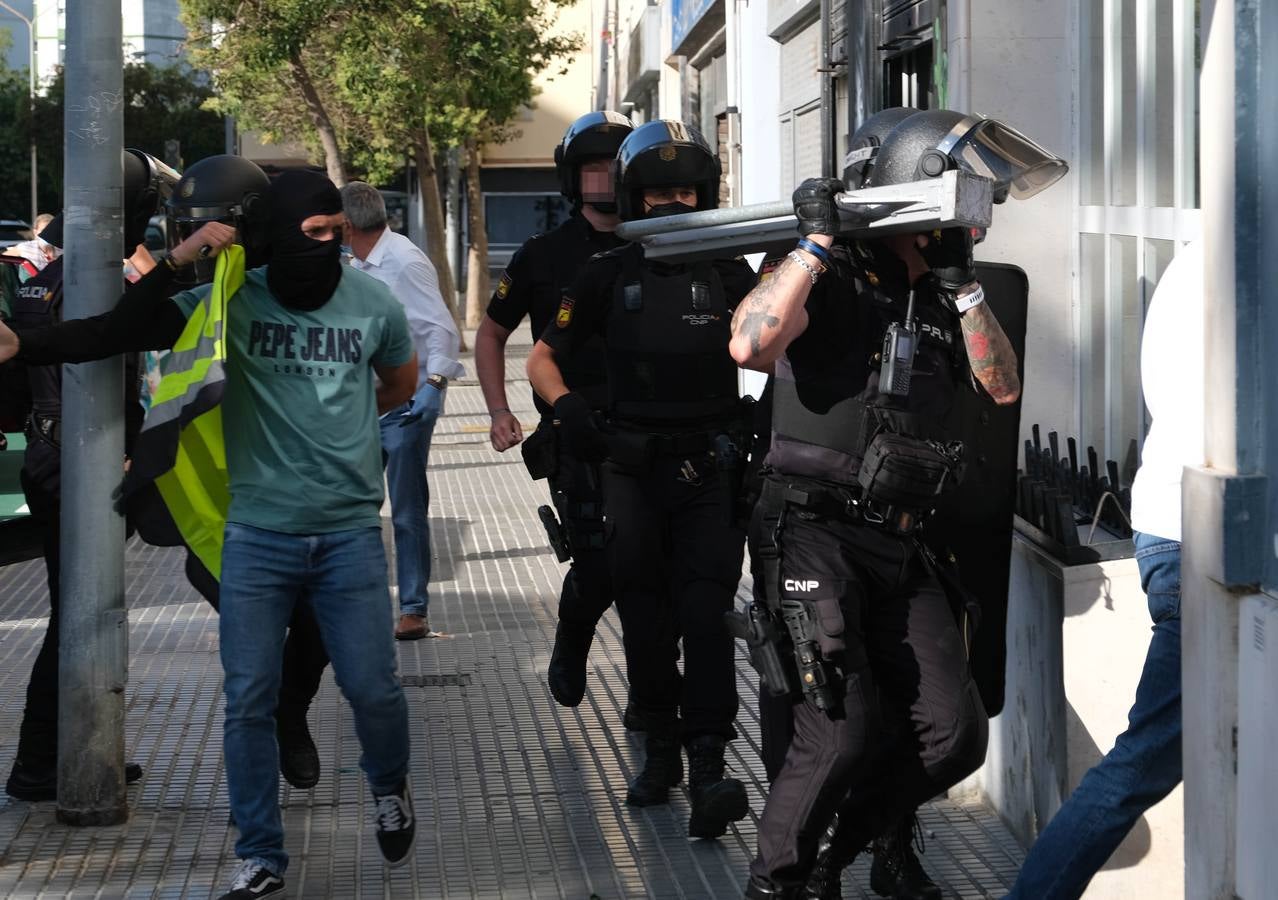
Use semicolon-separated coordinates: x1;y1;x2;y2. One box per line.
802;816;850;900
626;728;683;806
547;621;594;707
622;696;648;732
868;814;941;900
276;707;320;790
744;875;801;899
686;735;748;839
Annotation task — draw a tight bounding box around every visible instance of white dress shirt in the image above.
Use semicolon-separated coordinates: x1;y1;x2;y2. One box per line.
350;227;465;388
1129;240;1205;543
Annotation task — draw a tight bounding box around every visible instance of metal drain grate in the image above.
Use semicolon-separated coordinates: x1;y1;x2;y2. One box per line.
400;673;471;687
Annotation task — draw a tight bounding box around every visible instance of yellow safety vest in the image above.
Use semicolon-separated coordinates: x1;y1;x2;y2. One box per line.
126;246;244;580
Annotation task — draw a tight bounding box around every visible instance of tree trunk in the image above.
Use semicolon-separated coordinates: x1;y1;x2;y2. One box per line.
463;140;490;330
290;54;346;187
414;134;467;349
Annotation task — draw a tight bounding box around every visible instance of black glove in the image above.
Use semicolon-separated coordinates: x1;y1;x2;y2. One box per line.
792;177;845;237
553;391;609;462
918;227;976;294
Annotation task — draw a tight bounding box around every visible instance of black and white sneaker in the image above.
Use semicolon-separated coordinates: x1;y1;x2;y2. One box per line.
373;780;417;867
216;860;285;899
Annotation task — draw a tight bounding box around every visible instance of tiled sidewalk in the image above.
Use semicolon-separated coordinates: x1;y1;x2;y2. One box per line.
0;339;1023;899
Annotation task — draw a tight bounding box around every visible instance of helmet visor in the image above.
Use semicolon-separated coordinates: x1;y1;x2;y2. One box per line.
941;118;1068;200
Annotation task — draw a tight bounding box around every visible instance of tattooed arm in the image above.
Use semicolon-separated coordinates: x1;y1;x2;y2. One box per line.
957;284;1021;405
728;238;830;370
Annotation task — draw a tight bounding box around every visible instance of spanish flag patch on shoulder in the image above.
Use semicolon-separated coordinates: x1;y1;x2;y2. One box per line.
556;297;575;328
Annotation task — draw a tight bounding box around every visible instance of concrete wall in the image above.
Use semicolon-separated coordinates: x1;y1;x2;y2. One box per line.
482;0;598;169
959;532;1185;899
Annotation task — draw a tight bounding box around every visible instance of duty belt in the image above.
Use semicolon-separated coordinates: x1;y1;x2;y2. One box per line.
762;475;924;535
25;414;61;449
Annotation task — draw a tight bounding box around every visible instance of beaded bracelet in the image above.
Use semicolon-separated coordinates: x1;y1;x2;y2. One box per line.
787;251;823;286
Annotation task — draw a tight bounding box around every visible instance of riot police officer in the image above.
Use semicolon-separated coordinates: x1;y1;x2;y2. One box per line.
3;148;173;799
729;108;1064;898
476;111;633;708
527;120;758;840
2;155;332;797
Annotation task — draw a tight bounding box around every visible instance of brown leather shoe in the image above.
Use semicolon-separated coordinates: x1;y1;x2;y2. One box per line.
394;614;429;641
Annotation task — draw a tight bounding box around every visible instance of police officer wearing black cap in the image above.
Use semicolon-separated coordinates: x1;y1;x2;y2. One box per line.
527;119;758;840
2;148;175;799
729;107;1058;898
476;111;633;709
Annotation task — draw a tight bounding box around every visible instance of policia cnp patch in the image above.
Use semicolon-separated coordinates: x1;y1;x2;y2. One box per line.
495;271;512;300
556;296;575;328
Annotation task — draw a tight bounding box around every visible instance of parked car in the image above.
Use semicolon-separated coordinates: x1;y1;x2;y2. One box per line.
0;219;33;249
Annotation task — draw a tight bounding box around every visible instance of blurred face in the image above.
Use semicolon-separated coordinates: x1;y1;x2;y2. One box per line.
643;186;697;211
579;159;614;206
300;213;344;243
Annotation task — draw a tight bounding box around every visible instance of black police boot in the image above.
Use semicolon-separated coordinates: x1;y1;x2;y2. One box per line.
626;729;683;806
802;817;850;900
686;735;749;839
868;814;941;900
547;621;594;707
276;707;320;790
622;696;648;732
744;875;801;900
6;757;143;801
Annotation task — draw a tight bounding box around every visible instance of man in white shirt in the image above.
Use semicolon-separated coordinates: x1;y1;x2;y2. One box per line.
1004;240;1203;899
342;182;465;639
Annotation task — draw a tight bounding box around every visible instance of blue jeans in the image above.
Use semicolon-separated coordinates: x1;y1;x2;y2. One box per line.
380;386;442;618
220;523;411;875
1005;531;1182;900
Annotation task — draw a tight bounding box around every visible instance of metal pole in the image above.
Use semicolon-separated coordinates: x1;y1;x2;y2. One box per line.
818;0;835;177
845;0;878;136
0;1;38;224
57;0;127;827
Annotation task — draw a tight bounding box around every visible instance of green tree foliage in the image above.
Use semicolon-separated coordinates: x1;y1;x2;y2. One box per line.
0;61;225;219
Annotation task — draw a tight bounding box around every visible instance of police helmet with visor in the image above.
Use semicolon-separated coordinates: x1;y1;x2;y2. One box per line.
40;148;180;253
555;111;634;212
615;120;721;221
867;109;1068;203
166;154;272;285
841;107;918;189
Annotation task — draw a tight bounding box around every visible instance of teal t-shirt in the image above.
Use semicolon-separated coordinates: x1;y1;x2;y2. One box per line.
172;265;412;534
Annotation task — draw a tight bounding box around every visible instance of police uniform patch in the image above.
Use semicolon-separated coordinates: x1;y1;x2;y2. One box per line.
556;297;575;328
659;146;678;162
495;271;512;299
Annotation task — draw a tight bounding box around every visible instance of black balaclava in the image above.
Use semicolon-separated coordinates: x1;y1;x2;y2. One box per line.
265;168;343;311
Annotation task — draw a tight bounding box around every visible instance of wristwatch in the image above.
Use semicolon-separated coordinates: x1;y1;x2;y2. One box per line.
426;374;449;389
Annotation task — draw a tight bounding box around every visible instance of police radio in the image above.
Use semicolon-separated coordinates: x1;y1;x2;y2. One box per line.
879;289;918;399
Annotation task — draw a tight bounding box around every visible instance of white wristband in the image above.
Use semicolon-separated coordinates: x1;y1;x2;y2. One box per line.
953;284;985;314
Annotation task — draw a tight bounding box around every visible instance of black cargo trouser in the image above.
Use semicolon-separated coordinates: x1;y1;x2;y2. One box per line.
546;421;613;632
603;448;745;738
749;482;989;889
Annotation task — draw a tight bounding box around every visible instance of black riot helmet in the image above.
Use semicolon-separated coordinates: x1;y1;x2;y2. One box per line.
615;120;721;221
166;154;272;285
555;110;634;211
40;148;180;253
842;107;918;189
867;109;1068;203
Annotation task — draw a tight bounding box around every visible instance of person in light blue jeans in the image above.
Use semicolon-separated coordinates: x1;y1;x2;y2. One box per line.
1003;532;1182;899
379;382;443;628
221;523;411;877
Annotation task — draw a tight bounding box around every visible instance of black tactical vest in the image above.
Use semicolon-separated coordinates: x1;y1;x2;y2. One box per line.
769;266;965;485
11;257;64;419
605;246;739;427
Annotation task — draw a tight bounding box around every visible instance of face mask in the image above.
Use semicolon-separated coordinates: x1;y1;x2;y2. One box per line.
645;201;695;219
264;170;344;311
